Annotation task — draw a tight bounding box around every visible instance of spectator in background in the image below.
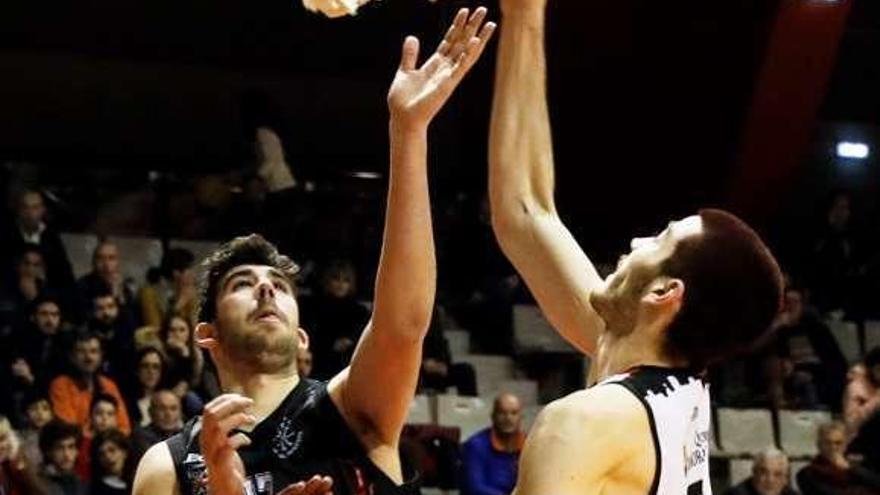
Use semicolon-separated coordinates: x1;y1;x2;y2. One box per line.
299;259;369;379
460;393;524;495
843;351;880;443
38;420;87;495
806;192;863;316
847;347;880;473
124;347;166;428
77;240;138;325
1;190;77;318
138;247;197;328
0;414;48;495
156;313;204;417
89;429;134;495
443;196;521;354
0;248;61;334
49;332;131;436
75;394;121;482
19;392;54;467
420;310;478;396
87;290;136;383
296;348;313;379
130;390;182;460
764;285;847;410
2;295;70;423
797;421;880;495
723;448;798;495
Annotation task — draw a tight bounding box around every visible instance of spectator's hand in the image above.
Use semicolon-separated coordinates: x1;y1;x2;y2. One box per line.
172;381;190;398
277;475;334;495
387;7;496;131
18;277;39;301
200;394;257;495
11;359;34;385
332;337;355;353
423;358;449;377
831;452;851;470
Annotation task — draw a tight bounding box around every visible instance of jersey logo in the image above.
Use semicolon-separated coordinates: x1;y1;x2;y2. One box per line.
272;416;304;460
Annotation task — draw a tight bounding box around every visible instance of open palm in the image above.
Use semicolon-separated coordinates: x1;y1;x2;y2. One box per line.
388;7;496;128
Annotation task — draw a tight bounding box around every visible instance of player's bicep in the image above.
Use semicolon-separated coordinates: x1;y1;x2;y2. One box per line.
133;442;180;495
330;320;422;446
497;211;604;355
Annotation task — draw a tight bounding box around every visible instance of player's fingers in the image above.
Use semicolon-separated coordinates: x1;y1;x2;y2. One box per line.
227;432;252;451
438;8;469;56
398;36;420;71
204;395;254;422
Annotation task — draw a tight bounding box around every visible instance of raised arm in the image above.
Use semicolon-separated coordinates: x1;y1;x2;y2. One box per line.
331;8;496;450
488;0;603;355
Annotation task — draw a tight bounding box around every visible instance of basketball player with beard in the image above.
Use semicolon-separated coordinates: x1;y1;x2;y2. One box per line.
488;0;784;494
132;8;496;495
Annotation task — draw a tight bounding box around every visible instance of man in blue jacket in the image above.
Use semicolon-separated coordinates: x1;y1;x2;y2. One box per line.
461;393;524;495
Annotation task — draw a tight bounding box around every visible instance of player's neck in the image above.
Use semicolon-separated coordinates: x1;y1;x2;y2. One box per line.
219;366;301;421
594;328;686;382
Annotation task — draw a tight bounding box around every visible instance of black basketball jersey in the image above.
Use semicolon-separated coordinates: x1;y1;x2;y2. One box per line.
166;378;418;495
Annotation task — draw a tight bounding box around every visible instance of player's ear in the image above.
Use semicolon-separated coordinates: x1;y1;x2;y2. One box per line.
643;277;684;308
195;322;219;350
297;327;311;351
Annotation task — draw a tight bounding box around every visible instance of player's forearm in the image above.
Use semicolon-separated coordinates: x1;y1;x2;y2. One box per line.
371;120;436;341
489;7;555;235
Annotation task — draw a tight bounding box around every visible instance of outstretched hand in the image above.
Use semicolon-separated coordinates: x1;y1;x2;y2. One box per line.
387;7;496;130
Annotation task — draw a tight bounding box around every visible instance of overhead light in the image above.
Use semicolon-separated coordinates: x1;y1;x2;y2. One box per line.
837;141;870;160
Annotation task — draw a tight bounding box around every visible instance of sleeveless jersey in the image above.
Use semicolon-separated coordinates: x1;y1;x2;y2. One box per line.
596;366;713;495
166;378;418;495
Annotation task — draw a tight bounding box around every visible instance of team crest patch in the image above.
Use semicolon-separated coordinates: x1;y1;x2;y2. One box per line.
272;416;304;459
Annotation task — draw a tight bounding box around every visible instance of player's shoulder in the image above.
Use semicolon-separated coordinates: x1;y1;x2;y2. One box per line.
534;386;649;446
132;441;180;495
545;384;646;422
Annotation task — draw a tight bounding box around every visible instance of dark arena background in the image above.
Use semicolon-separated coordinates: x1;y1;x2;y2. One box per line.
1;0;879;493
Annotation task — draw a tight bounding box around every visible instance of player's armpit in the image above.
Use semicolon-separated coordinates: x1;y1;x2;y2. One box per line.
132;443;180;495
514;386;655;495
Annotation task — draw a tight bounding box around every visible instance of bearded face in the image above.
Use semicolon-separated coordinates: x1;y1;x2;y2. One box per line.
212;265;303;374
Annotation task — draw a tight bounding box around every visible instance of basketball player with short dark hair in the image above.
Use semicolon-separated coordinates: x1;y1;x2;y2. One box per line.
488;0;784;494
132;8;496;495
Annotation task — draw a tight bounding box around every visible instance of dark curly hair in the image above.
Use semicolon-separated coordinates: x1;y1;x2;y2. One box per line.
197;234;299;323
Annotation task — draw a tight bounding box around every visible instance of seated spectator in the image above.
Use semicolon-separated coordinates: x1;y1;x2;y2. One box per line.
130;390;182;460
157;313;204;417
0;247;50;332
843;351;880;443
38;420;86;495
124;347;166;427
297;348;313;379
797;420;880;494
0;189;77;319
49;332;131;435
764;285;847;410
847;347;880;473
0;414;48;495
723;448;798;495
420;310;477;396
19;392;54;468
87;290;136;383
89;429;134;495
299;259;369;379
137;248;197;328
75;394;121;482
460;393;524;495
76;240;138;324
2;295;70;423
